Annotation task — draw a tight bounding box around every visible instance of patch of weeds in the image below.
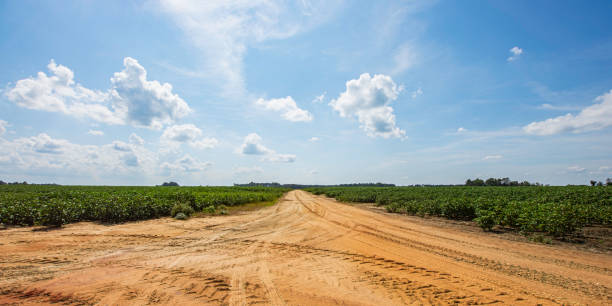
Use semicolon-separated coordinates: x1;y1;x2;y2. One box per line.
529;234;553;244
171;202;194;218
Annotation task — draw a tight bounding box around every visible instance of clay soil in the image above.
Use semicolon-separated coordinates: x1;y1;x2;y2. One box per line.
1;190;610;305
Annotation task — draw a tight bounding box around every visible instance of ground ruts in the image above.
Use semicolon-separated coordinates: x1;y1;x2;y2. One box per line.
1;190;610;305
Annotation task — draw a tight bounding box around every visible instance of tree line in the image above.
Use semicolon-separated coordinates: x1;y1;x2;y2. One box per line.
465;177;542;186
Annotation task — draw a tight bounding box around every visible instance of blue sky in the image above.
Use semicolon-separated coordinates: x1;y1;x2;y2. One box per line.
1;0;611;186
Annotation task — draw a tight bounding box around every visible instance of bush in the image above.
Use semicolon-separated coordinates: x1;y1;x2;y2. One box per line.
203;205;216;214
171;202;194;217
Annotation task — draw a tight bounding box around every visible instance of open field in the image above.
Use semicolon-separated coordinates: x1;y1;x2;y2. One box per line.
307;186;612;237
1;190;610;305
0;185;289;226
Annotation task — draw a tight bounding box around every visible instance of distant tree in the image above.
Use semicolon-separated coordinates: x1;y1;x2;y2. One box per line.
485;178;498;186
472;178;485;186
596;181;604;186
607;178;612;186
465;179;473;186
0;180;5;185
590;180;597;186
161;181;179;186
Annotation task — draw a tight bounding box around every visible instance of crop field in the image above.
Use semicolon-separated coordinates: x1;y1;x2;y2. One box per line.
0;185;289;226
306;186;612;237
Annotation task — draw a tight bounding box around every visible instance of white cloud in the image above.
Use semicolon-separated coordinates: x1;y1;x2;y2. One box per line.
161;124;218;150
191;138;219;149
567;166;586;173
524;89;612;135
392;43;417;75
0;133;158;177
157;0;340;95
161;124;202;143
312;92;326;104
110;57;192;129
161;154;212;173
309;137;319;142
507;46;523;61
263;154;296;163
88;129;104;136
5;58;191;129
457;127;467;133
129;133;145;145
0;120;8;136
537;103;581;111
330;73;405;138
256;96;313;122
483;155;503;160
112;141;132;152
239;133;295;162
239;133;273;155
411;87;423;99
16;133;70;154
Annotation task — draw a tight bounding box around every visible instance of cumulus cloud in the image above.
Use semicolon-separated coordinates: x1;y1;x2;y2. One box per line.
112;141;132;152
330;73;405;138
157;0;340;94
110;57;192;129
0;133;157;177
161;154;212;173
0;120;8;136
524;89;612;135
256;96;313;122
483;155;503;160
309;137;319;142
16;133;70;154
5;58;191;129
457;127;467;133
88;129;104;136
239;133;295;162
239;133;273;155
129;133;145;145
507;46;523;61
161;124;218;150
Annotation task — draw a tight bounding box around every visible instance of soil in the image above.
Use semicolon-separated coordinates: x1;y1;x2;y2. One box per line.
1;190;610;305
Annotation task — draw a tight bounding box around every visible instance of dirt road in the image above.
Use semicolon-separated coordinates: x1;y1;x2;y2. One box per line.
1;190;610;305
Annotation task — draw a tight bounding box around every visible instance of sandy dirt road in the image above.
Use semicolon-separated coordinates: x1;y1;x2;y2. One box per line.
1;190;610;305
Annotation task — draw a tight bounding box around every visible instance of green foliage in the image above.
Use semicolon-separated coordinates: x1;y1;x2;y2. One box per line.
305;186;612;237
0;185;288;226
171;202;194;217
202;205;216;214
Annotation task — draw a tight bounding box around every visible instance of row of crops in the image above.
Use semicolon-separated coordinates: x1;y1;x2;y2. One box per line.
305;186;612;237
0;185;289;226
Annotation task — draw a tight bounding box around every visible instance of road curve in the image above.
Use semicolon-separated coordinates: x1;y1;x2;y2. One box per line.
1;190;610;305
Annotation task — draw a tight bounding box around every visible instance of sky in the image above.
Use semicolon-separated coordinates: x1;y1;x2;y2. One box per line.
0;0;611;186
